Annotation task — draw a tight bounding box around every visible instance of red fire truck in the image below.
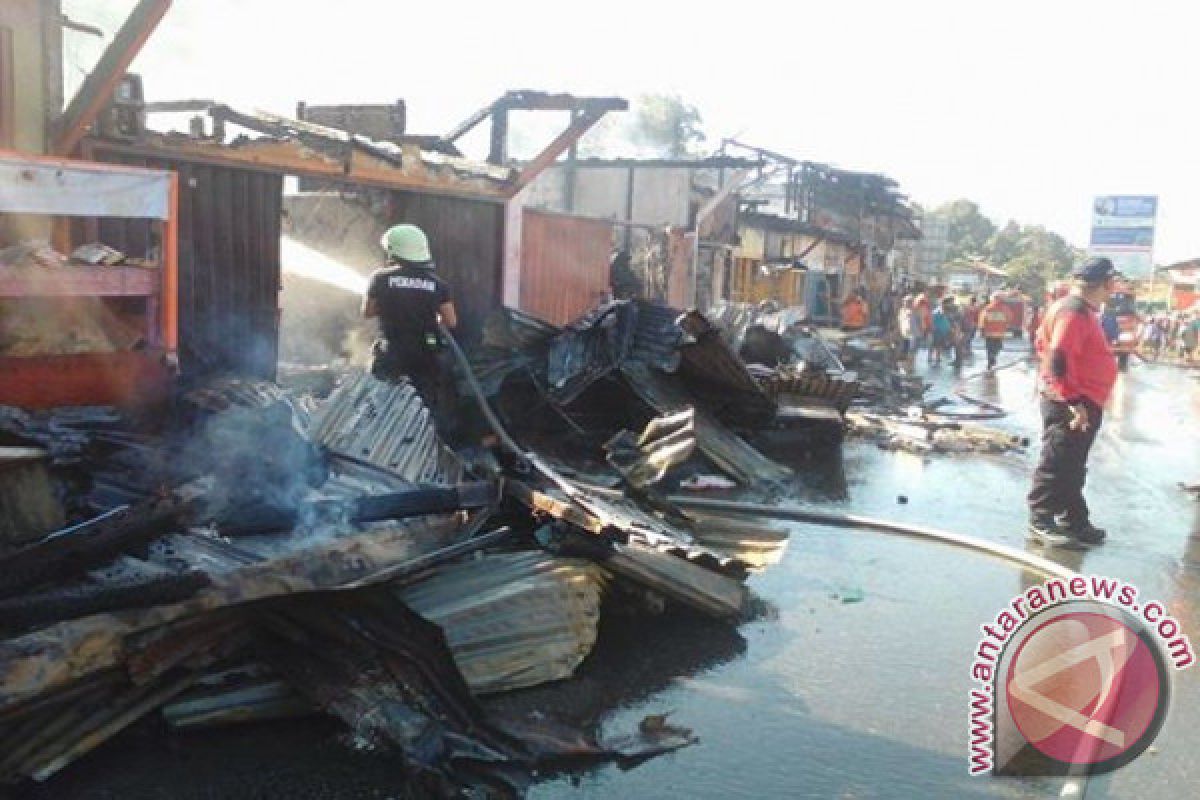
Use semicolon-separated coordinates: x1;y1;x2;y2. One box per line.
995;289;1028;336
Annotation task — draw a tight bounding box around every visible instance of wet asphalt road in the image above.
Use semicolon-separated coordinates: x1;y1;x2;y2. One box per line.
533;345;1200;800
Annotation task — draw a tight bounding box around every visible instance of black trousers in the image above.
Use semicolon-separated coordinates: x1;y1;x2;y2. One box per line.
985;337;1004;369
370;340;444;414
1027;397;1103;526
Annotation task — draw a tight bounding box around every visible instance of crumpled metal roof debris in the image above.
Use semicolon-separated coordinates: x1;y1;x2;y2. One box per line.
310;370;462;483
0;355;774;791
472;301;792;489
399;552;606;695
621;362;792;488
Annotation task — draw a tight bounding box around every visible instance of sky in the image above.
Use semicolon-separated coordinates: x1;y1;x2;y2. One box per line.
64;0;1200;264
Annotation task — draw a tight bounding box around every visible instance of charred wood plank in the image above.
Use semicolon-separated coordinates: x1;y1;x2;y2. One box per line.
0;571;210;633
217;481;497;537
0;494;190;598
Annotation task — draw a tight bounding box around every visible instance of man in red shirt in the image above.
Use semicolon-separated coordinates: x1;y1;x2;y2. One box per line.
1026;258;1119;548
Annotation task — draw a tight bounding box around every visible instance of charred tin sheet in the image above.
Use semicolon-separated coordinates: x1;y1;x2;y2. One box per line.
399;552;606;695
309;371;463;484
674;310;777;426
619;362;791;489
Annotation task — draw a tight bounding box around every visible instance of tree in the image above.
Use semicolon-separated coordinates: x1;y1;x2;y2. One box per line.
630;93;707;158
927;199;1083;297
999;226;1082;297
576;93;707;159
931;199;996;262
986;221;1022;267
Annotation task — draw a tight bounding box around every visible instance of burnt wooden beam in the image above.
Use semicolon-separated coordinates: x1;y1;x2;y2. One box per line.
208;104;402;167
500;90;627;113
509;109;607;195
723;138;798;166
53;0;172;155
444;99;499;144
0;494;190;599
488;104;509;165
83;136;511;200
448;92;627;153
143;99;216;113
217;481;498;537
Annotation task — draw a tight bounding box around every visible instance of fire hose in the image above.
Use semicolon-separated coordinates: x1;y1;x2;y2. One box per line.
440;325;1072;582
441;324;1086;797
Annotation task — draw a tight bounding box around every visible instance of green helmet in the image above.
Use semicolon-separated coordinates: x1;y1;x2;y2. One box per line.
380;224;432;263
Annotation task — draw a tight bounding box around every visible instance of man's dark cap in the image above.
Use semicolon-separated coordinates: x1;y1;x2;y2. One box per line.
1072;257;1118;283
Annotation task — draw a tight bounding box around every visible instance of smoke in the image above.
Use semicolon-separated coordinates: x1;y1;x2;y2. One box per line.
278;234;375;367
183;400;325;518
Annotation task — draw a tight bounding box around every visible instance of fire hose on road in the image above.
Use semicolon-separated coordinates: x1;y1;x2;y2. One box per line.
441;324;1087;799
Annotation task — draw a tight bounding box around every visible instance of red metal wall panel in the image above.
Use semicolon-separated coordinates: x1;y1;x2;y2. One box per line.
0;352;169;409
665;227;694;310
0;27;13;149
520;210;612;325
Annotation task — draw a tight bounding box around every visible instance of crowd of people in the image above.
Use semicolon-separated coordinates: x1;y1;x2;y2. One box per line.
828;280;1197;370
887;287;1199;371
893;291;1014;370
1137;310;1200;363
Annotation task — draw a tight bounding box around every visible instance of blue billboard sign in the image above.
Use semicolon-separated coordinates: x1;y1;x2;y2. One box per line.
1090;195;1157;279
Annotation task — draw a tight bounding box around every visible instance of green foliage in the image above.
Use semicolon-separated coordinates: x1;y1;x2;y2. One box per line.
630;93;707;158
576;93;707;159
986;221;1022;266
929;201;1083;297
934;199;996;261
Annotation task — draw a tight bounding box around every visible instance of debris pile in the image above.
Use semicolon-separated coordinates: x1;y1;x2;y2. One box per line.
0;369;787;793
472;299;866;491
845;409;1028;455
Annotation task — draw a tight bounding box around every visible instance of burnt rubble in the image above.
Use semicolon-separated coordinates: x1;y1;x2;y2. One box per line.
0;366;784;795
0;299;1031;794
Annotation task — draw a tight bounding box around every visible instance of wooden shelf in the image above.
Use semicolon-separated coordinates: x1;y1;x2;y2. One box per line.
0;265;159;298
0;351;170;409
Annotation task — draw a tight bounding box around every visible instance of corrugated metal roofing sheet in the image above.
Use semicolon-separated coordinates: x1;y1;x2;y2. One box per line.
620;362;791;488
674;310;776;426
309;371;462;484
399;552;606;695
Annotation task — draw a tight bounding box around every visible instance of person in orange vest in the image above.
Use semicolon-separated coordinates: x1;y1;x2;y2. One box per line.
980;292;1012;370
841;291;869;330
914;291;934;361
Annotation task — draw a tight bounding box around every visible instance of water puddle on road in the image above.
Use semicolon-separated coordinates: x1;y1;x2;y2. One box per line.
534;356;1200;799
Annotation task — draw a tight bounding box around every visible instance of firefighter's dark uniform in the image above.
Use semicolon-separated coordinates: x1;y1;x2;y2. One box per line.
365;263;451;409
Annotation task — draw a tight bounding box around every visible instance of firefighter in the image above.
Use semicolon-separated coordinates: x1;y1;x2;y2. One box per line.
841;291;869;331
362;224;458;417
981;292;1011;370
1026;257;1119;548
